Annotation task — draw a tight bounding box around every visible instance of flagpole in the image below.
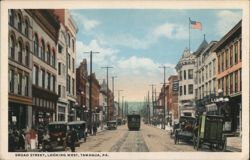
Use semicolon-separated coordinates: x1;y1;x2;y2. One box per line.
189;17;190;52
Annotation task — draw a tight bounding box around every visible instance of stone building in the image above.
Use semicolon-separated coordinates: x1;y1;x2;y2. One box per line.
54;9;78;121
194;39;217;115
8;9;33;130
175;48;196;117
213;20;242;134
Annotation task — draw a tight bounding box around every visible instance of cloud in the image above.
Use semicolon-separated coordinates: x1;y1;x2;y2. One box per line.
217;10;242;36
153;23;188;39
71;11;100;31
76;40;118;67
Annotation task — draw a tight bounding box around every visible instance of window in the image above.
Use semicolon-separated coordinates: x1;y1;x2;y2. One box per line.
188;69;193;79
72;39;75;52
234;42;238;64
47;72;51;90
179;86;182;96
230;73;233;94
41;40;45;61
9;10;14;26
213;59;216;76
240;39;242;61
72;58;75;73
184;85;186;95
184;70;186;80
58;62;61;75
235;71;238;93
179;71;182;81
240;69;242;91
218;55;220;73
205;66;208;79
67;54;71;69
47;46;51;65
58;85;61;97
25;46;29;66
72;78;75;95
199;71;201;83
225;49;228;68
221;77;224;95
42;69;45;88
9;69;14;93
213;79;216;93
202;69;204;82
58;44;63;53
9;36;15;58
221;52;224;71
226;76;229;95
52;51;55;67
230;46;233;66
24;75;28;96
33;34;39;56
67;33;71;47
24;20;29;37
209;81;211;93
202;85;204;98
18;41;22;64
17;73;22;95
17;14;22;32
33;65;39;85
209;63;212;78
52;75;55;92
188;84;193;94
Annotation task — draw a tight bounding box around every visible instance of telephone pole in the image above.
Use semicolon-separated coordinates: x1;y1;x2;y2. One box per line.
112;76;117;118
149;84;155;121
159;66;170;130
101;66;113;121
84;50;99;134
147;90;150;124
117;90;123;118
122;96;125;119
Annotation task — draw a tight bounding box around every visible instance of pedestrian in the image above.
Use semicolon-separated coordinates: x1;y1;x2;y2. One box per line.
29;127;37;150
18;130;25;150
42;130;50;151
8;130;15;152
25;128;31;151
68;128;78;152
13;128;19;150
93;123;97;136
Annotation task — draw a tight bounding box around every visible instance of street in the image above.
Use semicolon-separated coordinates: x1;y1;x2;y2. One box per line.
76;123;198;152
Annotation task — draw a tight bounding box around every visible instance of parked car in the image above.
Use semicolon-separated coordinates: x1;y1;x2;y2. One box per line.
107;120;117;130
68;121;87;142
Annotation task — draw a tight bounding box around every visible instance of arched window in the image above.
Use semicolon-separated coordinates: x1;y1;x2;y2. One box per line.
41;40;45;61
25;45;29;66
33;34;39;55
18;41;23;64
24;19;29;37
17;13;22;32
9;36;15;58
52;50;55;67
67;33;71;47
9;10;15;26
47;45;51;65
72;39;75;52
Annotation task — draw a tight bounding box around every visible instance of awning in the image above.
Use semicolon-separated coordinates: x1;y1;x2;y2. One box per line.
206;103;217;112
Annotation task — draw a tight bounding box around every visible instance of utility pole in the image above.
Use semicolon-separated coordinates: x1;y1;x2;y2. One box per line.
147;90;150;124
101;66;113;121
154;87;157;117
117;90;123;118
84;50;99;134
112;76;117;118
159;66;170;130
122;96;125;119
149;84;155;121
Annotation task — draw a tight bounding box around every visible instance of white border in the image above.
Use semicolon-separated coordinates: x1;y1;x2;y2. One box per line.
0;0;249;160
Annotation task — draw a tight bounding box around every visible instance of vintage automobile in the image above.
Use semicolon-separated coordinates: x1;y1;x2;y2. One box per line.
193;115;227;151
127;114;141;131
116;118;122;125
174;116;196;144
68;121;87;142
47;121;68;151
107;120;117;130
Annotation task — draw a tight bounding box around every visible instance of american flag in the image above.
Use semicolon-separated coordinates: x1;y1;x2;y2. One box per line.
190;19;202;30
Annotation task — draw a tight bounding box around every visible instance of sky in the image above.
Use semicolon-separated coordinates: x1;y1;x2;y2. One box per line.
70;9;242;102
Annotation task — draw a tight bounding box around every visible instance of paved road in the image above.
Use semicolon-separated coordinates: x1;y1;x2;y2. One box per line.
76;123;200;152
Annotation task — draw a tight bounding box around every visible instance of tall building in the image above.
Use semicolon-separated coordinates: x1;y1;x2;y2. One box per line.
193;39;217;115
175;48;196;117
54;10;78;122
8;9;33;130
29;10;60;126
213;20;242;134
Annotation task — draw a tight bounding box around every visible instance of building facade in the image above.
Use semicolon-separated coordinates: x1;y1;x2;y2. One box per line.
194;40;218;115
8;9;33;130
54;9;78;122
175;48;196;117
213;20;242;134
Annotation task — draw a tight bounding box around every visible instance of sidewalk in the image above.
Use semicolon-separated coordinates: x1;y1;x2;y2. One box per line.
154;124;172;132
226;136;242;152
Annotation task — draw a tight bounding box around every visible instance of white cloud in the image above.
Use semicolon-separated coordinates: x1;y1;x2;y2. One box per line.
76;40;118;67
153;23;188;39
217;10;242;36
71;11;100;31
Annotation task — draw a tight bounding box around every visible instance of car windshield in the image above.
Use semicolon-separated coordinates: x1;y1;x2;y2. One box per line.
48;124;66;132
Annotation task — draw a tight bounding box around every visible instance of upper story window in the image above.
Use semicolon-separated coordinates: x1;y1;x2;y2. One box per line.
188;69;193;79
183;70;186;80
47;45;51;65
9;10;15;26
58;44;63;54
18;41;23;64
41;40;45;61
24;19;29;37
179;71;182;81
52;50;56;67
17;13;22;32
9;36;15;59
67;33;71;48
33;34;39;56
225;49;228;68
72;39;75;52
234;42;238;64
25;45;29;66
230;46;233;66
9;69;14;93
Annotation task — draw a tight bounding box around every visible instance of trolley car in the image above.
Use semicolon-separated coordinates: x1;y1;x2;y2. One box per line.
127;114;141;131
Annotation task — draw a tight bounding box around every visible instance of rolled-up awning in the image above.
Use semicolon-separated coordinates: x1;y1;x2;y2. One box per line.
206;103;217;112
